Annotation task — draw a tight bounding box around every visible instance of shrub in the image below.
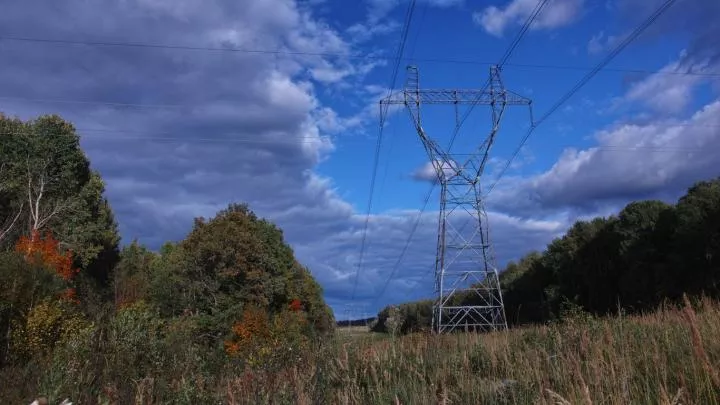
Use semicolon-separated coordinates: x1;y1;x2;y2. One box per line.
10;299;89;361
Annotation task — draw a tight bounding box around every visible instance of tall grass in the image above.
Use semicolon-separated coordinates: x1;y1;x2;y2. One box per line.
3;297;719;404
225;297;720;405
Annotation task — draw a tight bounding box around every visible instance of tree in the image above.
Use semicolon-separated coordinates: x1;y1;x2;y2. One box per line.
0;162;24;245
614;200;676;309
673;178;720;296
113;240;157;309
0;114;26;246
146;203;334;341
0;113;120;294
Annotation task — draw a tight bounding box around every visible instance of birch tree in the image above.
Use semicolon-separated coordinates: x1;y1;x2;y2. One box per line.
1;113;120;286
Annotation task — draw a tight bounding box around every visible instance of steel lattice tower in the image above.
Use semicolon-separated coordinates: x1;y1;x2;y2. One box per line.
380;65;533;334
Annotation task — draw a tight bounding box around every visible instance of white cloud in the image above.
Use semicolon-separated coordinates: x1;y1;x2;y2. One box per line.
488;99;720;216
473;0;584;37
411;159;459;181
587;30;622;54
296;202;573;311
360;0;464;41
346;21;400;43
611;53;718;115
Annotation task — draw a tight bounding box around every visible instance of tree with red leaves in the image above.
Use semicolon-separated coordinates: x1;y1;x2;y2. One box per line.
289;299;302;312
15;229;79;302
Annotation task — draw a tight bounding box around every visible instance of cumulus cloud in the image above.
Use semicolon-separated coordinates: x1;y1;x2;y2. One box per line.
488;99;720;217
296;204;570;311
607;53;719;116
473;0;584;37
597;0;720;64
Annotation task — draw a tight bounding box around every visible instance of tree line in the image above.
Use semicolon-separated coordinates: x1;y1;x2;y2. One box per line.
372;177;720;334
0;113;334;402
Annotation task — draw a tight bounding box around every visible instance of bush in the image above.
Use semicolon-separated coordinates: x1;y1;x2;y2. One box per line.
225;304;313;372
10;299;89;362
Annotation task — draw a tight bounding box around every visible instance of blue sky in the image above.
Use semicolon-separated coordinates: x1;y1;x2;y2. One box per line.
1;0;719;320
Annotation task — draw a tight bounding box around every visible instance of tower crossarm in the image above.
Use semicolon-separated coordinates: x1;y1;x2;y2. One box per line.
380;88;532;106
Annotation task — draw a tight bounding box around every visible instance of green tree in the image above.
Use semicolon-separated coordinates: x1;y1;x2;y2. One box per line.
614;200;676;310
147;203;334;341
113;240;157;308
0;113;120;294
673;178;720;297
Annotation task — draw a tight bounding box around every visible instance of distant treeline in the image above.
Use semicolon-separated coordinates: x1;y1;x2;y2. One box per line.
336;318;376;327
373;177;720;334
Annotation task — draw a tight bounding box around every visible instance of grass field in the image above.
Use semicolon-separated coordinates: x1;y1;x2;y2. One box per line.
6;298;718;404
233;297;720;404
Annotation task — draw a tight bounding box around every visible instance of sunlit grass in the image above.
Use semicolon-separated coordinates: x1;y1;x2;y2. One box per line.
4;297;719;404
226;297;720;404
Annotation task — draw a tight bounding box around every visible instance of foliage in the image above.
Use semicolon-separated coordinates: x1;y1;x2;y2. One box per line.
143;203;334;340
16;229;78;281
4;110;720;403
10;299;89;361
0;113;121;300
371;300;433;334
224;303;312;372
1;112;336;402
0;251;65;365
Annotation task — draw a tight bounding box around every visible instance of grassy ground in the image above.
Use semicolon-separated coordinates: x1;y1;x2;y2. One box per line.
228;297;720;404
4;298;719;404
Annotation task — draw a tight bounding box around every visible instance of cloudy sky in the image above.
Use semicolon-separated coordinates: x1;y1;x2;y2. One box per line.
1;0;718;319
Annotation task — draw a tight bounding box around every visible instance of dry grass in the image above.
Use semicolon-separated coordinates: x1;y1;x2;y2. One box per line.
224;297;720;405
5;297;719;404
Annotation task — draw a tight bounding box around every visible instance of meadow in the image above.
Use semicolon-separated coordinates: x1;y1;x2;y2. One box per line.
4;296;717;404
227;296;720;405
6;297;718;404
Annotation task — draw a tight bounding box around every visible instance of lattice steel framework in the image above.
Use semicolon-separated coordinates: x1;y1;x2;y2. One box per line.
380;65;533;334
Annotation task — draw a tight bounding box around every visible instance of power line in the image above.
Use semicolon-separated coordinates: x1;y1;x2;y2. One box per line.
377;0;428;200
497;0;549;67
0;127;349;144
350;0;418;302
4;129;711;152
370;182;435;307
485;0;679;197
3;128;712;152
2;35;718;78
0;95;184;109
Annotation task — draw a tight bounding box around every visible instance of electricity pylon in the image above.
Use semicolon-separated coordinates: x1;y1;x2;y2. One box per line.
380;65;533;334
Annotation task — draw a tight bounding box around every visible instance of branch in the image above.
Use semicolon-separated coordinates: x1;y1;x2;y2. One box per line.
35;197;72;230
0;202;23;243
24;157;77;232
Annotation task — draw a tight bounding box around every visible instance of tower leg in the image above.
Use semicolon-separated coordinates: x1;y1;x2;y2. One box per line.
434;178;507;333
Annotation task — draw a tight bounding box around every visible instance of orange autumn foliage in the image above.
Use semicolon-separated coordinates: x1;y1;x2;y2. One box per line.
16;230;78;281
59;287;80;305
15;230;80;302
224;306;271;356
289;299;302;312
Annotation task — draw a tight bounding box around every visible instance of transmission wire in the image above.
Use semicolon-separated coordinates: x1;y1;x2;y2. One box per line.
485;0;679;197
